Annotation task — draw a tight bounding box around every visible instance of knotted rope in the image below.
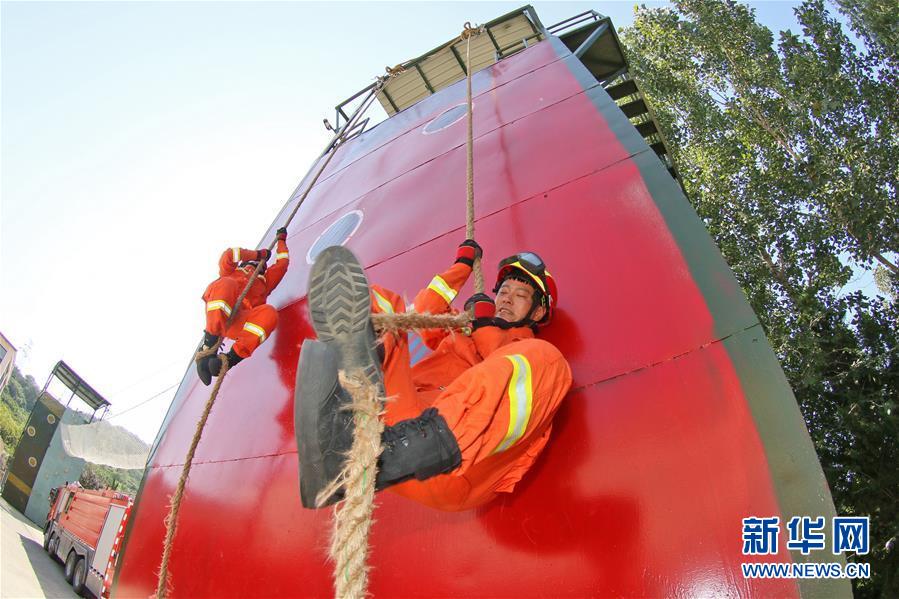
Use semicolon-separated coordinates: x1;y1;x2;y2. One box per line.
319;23;485;599
155;358;229;597
316;371;385;599
385;64;406;78
372;310;471;335
462;22;485;294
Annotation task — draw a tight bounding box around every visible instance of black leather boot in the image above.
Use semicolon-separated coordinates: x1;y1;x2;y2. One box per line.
375;407;462;490
297;246;384;508
196;331;221;386
206;348;243;380
295;340;355;508
297;342;461;508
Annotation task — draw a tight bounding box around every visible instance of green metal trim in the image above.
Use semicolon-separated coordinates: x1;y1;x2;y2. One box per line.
497;32;543;58
723;327;850;599
51;360;109;410
414;63;435;94
523;5;545;34
485;26;501;53
449;44;467;75
381;88;400;114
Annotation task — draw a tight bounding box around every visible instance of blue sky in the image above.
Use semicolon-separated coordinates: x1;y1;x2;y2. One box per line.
2;1;826;443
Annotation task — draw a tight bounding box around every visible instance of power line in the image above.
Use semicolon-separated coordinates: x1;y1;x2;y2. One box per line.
106;357;185;397
106;382;179;419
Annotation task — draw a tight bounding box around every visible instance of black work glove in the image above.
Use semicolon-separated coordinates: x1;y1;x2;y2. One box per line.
256;249;272;262
455;239;482;267
276;227;288;241
464;293;496;330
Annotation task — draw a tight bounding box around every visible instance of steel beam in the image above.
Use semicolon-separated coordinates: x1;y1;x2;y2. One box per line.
574;22;609;59
449;44;467;74
414;63;435;94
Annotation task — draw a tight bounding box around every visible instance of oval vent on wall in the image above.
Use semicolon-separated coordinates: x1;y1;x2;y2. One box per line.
306;210;364;264
423;104;469;135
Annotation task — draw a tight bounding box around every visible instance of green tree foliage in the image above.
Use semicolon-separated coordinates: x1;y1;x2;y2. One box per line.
92;463;142;495
79;463;104;490
620;1;897;596
0;366;41;451
76;464;141;495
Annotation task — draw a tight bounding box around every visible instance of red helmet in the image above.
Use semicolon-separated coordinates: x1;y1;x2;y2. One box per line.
493;252;557;325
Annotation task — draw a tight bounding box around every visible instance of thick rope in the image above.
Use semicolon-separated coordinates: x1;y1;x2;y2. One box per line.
156;75;395;598
155;357;230;598
372;311;471;335
319;23;485;599
314;313;469;599
317;371;385;599
462;22;485;294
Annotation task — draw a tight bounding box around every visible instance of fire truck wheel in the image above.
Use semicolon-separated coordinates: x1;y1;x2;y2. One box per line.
72;557;87;595
64;551;78;583
48;535;60;561
43;532;51;551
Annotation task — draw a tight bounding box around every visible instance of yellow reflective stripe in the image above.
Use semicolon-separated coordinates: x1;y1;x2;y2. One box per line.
231;247;241;263
372;291;394;314
276;252;289;260
508;260;546;292
206;300;232;316
427;275;456;304
5;472;31;494
494;354;533;454
242;322;266;343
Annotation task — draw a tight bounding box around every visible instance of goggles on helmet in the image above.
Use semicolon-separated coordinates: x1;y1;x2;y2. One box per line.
239;260;267;274
497;253;547;292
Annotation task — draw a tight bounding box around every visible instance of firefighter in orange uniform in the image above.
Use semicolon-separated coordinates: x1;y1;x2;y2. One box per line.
296;241;572;511
197;227;290;386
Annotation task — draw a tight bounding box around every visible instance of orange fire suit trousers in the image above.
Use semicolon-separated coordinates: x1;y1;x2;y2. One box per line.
369;285;571;511
203;277;278;359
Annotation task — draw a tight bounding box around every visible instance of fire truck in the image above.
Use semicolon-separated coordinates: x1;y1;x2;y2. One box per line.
43;483;132;598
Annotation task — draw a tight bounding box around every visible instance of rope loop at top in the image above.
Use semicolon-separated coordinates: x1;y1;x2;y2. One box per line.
385;64;406;78
461;22;482;40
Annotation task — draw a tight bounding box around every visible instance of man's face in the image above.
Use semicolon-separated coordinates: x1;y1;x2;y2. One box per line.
495;277;546;323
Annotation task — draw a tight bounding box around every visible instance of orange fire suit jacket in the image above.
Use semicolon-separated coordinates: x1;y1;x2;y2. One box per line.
372;260;572;511
217;241;289;311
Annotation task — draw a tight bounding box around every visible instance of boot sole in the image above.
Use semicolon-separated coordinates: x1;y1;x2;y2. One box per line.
307;245;384;392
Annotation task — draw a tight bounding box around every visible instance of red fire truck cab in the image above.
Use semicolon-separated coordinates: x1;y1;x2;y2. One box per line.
44;483;133;598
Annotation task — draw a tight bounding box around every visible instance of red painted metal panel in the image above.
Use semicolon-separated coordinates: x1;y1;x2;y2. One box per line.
113;30;823;598
117;339;799;598
266;50;620;248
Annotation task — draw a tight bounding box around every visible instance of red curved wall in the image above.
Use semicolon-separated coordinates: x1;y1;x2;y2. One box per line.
113;35;842;598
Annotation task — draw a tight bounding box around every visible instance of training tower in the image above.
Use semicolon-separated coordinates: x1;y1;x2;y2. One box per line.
113;7;847;597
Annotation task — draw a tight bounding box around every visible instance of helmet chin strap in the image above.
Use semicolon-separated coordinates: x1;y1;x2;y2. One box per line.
494;300;540;330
